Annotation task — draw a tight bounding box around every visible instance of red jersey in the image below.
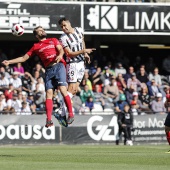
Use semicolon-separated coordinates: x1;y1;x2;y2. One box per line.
27;38;65;68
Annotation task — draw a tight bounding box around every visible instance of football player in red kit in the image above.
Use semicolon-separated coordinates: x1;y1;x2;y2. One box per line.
2;26;74;127
164;87;170;153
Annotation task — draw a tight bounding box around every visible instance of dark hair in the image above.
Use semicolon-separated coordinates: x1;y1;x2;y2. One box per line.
33;26;43;36
58;17;69;25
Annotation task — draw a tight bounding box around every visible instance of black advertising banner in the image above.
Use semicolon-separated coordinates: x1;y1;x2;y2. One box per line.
0;2;81;33
0;114;167;145
0;115;60;144
84;4;170;34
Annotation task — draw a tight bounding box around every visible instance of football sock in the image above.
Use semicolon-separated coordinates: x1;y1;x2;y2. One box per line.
166;131;170;145
67;91;73;99
45;99;53;121
64;95;74;117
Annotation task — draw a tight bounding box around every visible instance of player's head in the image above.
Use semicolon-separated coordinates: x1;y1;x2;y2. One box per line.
33;26;47;40
58;17;72;34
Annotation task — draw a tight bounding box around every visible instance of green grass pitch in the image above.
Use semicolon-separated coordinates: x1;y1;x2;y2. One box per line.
0;145;169;170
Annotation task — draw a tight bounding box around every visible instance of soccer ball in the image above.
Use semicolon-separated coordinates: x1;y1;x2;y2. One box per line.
11;24;24;36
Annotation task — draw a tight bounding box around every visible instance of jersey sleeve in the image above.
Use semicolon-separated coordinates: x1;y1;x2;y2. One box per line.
26;46;35;57
59;35;68;49
76;27;84;35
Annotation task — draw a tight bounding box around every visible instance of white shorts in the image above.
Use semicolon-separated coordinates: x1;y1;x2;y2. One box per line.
66;61;85;83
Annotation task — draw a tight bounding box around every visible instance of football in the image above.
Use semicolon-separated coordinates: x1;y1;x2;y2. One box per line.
11;24;24;36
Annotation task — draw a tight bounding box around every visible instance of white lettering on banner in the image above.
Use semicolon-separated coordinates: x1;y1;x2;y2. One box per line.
134;120;146;128
133;129;165;136
0;3;50;29
0;125;5;140
87;5;170;31
0;125;55;140
148;118;165;128
87;116;119;141
87;5;118;29
7;125;19;139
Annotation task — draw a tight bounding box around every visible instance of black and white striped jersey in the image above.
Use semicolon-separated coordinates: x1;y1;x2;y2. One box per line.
59;27;85;63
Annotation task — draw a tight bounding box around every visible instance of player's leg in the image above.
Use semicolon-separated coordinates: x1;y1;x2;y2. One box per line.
55;63;74;124
165;126;170;145
45;89;54;128
59;85;74;124
164;113;170;145
44;68;54;128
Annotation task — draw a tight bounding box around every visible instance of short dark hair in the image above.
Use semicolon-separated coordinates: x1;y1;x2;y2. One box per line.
33;26;43;36
58;17;69;25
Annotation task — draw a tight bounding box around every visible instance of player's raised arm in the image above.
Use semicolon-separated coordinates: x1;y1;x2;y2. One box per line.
64;46;95;58
2;54;30;66
55;44;64;63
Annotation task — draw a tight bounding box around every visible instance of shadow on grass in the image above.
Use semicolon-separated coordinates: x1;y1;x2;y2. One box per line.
0;155;15;157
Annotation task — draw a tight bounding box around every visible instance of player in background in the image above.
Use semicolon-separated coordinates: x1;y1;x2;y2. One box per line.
55;17;95;126
164;94;170;153
2;26;74;127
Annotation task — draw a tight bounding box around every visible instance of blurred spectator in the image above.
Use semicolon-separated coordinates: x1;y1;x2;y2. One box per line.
34;92;45;112
103;66;113;86
21;72;34;94
80;85;94;104
0;94;7;113
32;70;41;85
125;85;135;105
124;66;135;82
6;93;22;115
78;78;86;92
4;83;14;101
127;73;142;92
85;96;94;112
27;92;36;114
9;72;22;92
20;101;32;115
84;71;92;91
115;93;128;113
130;92;141;111
91;67;103;86
4;65;13;76
139;87;152;113
0;66;10;79
0;72;9;91
32;63;45;80
149;67;162;87
151;93;166;114
33;77;45;94
137;67;149;84
103;77;119;104
88;60;98;76
115;63;126;77
150;79;160;98
116;73;127;93
93;84;105;110
130;100;140;116
72;95;83;114
13;63;25;77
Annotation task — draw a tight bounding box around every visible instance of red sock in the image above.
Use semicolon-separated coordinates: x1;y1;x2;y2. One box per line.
166;131;170;145
64;95;73;117
45;99;53;121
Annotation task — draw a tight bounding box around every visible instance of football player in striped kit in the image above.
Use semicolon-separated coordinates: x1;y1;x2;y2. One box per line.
55;17;95;126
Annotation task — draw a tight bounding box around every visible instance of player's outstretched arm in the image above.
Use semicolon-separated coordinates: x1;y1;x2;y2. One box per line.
64;47;95;58
2;54;29;66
